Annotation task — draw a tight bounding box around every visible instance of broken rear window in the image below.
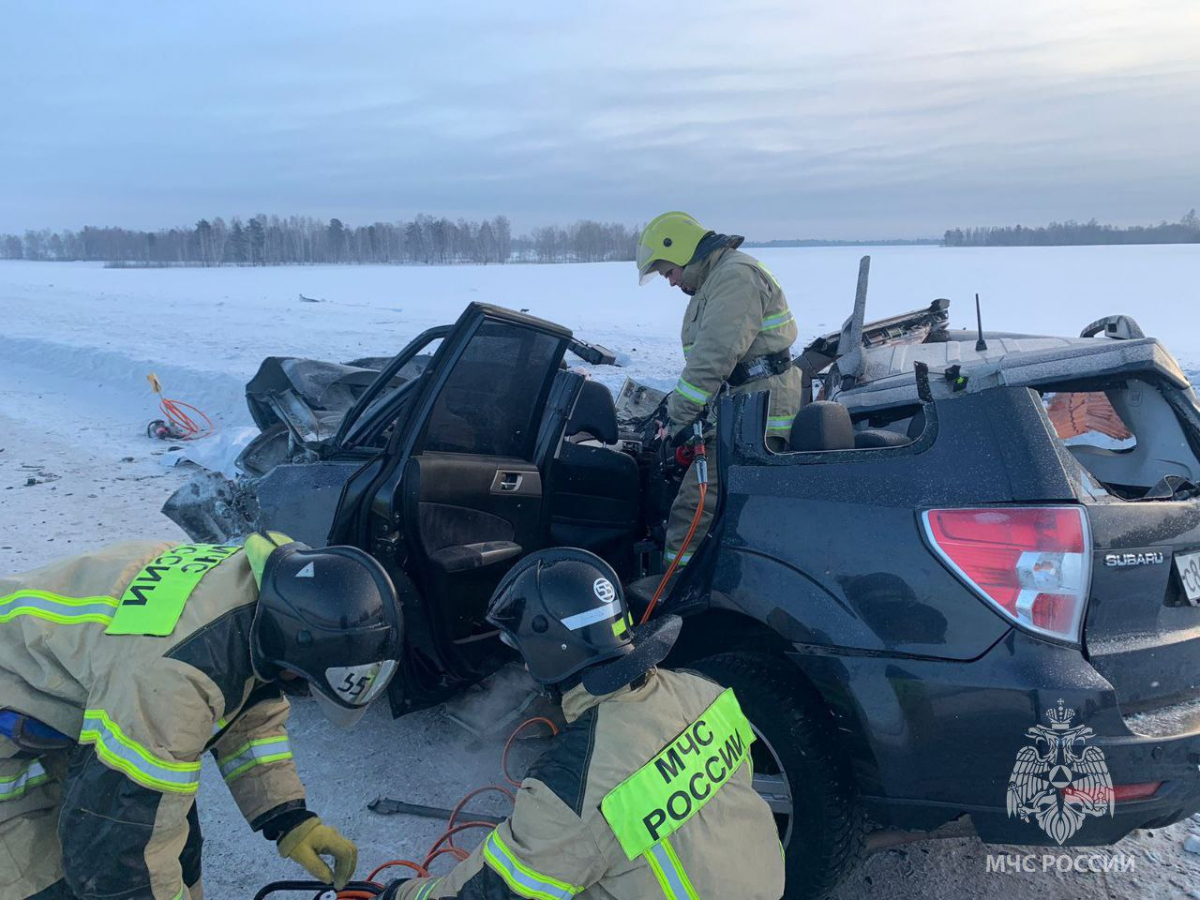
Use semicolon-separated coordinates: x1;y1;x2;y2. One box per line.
1042;391;1136;452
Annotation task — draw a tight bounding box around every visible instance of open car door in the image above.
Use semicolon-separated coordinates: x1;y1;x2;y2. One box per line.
329;303;575;712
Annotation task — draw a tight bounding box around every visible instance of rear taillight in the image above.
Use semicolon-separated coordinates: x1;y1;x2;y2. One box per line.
1112;782;1161;802
922;506;1092;643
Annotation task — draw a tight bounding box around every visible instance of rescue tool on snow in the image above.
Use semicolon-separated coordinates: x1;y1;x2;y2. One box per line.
145;371;215;440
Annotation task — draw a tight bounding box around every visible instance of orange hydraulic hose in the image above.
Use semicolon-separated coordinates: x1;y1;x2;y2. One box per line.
641;479;707;626
446;785;514;849
423;847;471;866
160;397;214;439
422;822;498;869
146;373;215;440
368;860;429;881
355;674;568;890
502;717;559;787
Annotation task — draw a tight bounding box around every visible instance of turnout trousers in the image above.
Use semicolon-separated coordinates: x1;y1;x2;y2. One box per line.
0;739;204;900
664;434;789;568
663;441;719;570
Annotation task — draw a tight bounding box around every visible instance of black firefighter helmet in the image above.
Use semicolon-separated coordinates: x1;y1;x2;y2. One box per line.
486;548;681;695
245;532;403;727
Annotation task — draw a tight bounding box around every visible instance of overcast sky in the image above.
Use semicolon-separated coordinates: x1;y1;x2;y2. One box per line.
2;1;1198;240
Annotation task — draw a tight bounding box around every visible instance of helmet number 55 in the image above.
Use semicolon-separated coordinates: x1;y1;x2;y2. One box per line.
339;674;370;699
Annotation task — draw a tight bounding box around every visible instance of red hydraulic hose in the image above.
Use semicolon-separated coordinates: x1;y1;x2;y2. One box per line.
641;443;708;625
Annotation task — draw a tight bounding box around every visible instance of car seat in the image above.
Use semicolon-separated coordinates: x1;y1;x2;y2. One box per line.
792;401;915;450
545;380;640;580
854;429;911;448
790;401;856;451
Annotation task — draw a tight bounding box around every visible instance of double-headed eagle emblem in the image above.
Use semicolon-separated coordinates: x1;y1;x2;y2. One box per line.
1007;699;1114;844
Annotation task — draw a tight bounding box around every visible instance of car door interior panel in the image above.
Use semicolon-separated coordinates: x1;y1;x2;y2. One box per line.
404;453;544;644
427;540;523;574
544;379;640;579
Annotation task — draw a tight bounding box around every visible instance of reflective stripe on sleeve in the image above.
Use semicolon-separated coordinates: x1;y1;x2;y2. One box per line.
674;378;709;405
766;415;794;434
413;879;441;900
0;590;118;626
761;310;794;332
217;735;293;783
0;760;49;801
482;831;582;900
682;343;694;358
79;709;201;794
645;838;699;900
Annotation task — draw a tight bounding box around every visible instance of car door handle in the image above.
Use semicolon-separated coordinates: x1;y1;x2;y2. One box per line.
490;469;540;496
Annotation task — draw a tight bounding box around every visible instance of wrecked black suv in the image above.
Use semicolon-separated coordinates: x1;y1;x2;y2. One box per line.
166;296;1200;899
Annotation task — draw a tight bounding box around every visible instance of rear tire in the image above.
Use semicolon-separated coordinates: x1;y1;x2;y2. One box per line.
692;652;865;900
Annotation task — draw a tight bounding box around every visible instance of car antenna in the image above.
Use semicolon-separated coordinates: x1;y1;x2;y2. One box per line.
974;293;988;353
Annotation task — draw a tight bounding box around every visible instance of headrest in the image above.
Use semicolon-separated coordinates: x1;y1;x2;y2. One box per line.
790;401;855;452
566;380;618;444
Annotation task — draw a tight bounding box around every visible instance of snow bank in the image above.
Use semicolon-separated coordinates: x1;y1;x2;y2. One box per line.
0;333;250;427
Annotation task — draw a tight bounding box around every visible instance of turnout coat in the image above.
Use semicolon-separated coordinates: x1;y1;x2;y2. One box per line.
393;668;785;900
662;244;804;567
0;542;309;900
666;245;803;442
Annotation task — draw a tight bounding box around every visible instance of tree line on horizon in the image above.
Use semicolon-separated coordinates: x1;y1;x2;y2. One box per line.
6;210;1199;265
944;210;1200;247
0;214;640;266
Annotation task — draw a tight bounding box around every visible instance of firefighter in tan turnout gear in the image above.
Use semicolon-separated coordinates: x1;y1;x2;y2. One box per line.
637;211;804;569
380;548;784;900
0;533;402;900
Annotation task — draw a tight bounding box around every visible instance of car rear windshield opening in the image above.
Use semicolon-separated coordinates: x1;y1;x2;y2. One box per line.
1039;379;1200;501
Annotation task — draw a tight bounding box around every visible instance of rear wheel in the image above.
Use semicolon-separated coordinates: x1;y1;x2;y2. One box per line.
692;652;865;900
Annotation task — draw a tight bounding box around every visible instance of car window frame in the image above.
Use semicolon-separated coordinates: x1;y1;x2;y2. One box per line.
336;325;452;451
413;319;569;462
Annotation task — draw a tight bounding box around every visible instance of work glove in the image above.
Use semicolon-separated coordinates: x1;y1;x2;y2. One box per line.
278;816;358;890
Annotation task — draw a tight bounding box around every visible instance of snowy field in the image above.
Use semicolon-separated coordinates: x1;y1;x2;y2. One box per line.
3;244;1200;898
2;243;1199;451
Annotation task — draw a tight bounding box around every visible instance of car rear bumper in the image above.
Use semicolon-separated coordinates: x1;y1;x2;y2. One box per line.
788;628;1200;845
